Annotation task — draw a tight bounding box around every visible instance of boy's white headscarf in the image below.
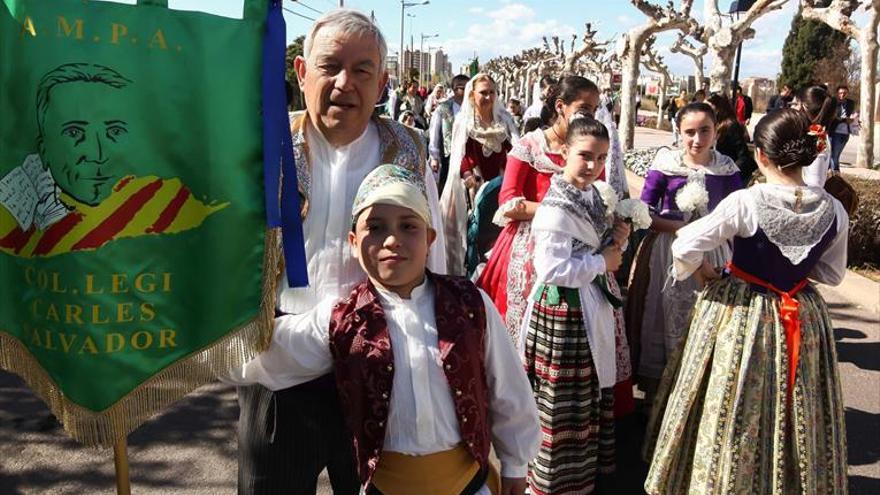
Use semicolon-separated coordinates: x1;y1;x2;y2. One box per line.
439;73;520;275
352;164;431;226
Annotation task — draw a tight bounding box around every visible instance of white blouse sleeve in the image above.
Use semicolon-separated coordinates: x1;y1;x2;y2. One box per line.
810;200;849;286
480;289;540;478
224;298;335;391
802;150;830;188
671;191;755;281
425;164;448;274
428;110;443;162
532;229;607;288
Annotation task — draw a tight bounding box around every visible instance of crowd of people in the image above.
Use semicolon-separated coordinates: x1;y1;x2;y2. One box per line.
224;8;852;495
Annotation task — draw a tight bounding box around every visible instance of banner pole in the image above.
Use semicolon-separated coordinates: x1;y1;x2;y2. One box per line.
113;436;132;495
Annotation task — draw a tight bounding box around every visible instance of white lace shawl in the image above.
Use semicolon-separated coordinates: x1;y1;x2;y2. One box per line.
650;147;740;177
595;105;629;199
749;184;837;265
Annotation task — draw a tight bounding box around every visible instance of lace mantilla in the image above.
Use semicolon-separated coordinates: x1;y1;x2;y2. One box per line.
650;148;739;177
507;129;564;174
748;184;836;265
468;116;510;157
595;105;628;198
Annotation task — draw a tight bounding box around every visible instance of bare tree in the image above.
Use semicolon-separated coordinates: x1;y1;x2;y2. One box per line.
618;0;698;149
803;0;880;168
670;31;707;88
699;0;790;95
641;36;674;130
562;23;611;76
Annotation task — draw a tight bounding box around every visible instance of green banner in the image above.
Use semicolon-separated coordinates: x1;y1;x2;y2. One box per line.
0;0;278;446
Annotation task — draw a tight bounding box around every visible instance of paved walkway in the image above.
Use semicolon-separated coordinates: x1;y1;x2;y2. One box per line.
634;116;865;169
0;126;877;494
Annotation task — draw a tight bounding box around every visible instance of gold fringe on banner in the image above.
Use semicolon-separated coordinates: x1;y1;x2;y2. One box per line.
0;228;282;448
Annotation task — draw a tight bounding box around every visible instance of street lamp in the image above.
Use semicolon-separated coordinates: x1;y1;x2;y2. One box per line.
419;33;439;87
399;0;429;85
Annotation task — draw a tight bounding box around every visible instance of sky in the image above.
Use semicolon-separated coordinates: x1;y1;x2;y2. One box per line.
280;0;807;80
99;0;862;81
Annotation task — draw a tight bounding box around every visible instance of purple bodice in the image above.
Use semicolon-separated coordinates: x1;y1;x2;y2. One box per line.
730;220;837;292
641;170;743;220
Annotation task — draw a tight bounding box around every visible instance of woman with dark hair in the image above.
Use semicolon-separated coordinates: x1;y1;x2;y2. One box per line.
523;74;558;122
478;76;599;344
797;85;835;187
399;80;427;129
646;109;849;494
707;93;757;183
629;102;742;416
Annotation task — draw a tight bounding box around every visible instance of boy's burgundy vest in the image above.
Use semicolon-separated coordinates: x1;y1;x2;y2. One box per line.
328;272;491;486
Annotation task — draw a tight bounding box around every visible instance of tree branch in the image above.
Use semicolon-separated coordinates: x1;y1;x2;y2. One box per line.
801;0;863;39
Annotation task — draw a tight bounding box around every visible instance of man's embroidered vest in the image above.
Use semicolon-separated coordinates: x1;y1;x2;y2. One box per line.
288;112;426;219
328;272;491;485
437;100;455;158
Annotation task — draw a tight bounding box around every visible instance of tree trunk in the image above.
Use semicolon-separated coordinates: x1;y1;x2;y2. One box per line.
874;81;880;167
693;61;704;91
620;52;641;149
856;6;878;168
656;76;668;130
708;40;737;94
620;29;652;150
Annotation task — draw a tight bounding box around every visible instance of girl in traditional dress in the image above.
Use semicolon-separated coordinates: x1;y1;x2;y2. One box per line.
630;103;742;406
477;76;600;344
440;73;519;275
645;108;849;495
523;117;630;495
478;77;634;416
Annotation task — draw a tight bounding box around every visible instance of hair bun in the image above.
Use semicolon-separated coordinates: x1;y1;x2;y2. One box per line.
778;134;819;169
753;109;818;170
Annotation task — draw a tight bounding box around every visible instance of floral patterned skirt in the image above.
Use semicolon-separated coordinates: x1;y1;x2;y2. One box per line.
634;231;730;382
644;277;848;495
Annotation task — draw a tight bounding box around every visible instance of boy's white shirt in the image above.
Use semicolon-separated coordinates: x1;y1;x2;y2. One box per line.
521;193;618;389
228;278;540;478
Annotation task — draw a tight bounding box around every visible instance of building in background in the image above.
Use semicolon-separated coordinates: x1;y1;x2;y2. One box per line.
431;49;451;82
386;54;399;84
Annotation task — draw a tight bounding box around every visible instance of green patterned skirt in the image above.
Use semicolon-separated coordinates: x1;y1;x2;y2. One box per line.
644;276;847;495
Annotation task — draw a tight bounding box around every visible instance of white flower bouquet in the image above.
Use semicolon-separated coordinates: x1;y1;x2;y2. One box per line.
593;181;618;218
616;198;652;231
675;179;709;219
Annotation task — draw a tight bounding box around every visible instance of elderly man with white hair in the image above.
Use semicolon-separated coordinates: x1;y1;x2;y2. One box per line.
236;9;446;494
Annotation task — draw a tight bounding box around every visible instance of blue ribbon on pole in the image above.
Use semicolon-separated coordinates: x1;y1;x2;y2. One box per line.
262;0;308;287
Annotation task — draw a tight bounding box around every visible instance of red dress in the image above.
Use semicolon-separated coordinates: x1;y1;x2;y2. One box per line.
477;130;562;345
460;137;512;181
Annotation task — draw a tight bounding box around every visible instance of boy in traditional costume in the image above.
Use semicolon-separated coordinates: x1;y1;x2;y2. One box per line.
229;165;540;495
